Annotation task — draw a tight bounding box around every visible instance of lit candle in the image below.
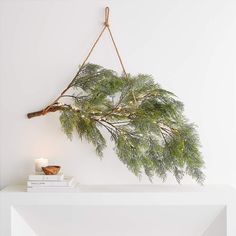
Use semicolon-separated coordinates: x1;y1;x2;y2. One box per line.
35;158;48;173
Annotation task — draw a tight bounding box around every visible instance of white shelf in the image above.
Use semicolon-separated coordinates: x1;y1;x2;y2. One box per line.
1;185;236;236
0;183;232;193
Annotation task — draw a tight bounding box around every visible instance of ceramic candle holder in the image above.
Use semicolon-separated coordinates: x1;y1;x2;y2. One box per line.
42;165;61;175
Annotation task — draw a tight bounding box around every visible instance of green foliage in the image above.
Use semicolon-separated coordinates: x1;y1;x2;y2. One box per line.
59;63;205;183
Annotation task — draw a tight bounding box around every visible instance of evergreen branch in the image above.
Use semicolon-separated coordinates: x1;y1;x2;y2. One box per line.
27;63;205;184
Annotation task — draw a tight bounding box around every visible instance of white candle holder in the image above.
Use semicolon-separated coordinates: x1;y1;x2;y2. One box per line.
35;158;48;173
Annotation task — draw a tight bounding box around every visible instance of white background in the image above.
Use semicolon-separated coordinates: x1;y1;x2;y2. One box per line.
0;0;236;188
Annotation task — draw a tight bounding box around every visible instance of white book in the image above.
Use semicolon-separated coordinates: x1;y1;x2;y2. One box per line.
27;177;74;187
27;182;77;193
28;173;64;181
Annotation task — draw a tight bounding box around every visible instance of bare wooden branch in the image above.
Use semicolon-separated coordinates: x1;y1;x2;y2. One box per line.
27;106;64;119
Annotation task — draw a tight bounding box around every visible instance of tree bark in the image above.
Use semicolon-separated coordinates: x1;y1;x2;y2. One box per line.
27;106;63;119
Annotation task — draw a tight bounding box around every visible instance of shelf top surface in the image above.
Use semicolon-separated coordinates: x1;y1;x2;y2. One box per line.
1;184;234;194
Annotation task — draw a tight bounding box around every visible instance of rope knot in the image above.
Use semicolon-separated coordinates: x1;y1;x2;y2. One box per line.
42;106;50;115
104;7;110;27
42;109;47;115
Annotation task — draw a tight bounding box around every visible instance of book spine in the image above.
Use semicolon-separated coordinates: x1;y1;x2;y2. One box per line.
27;181;70;187
27;183;77;192
28;175;64;181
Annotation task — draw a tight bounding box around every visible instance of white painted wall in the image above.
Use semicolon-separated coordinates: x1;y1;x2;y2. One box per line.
0;0;236;188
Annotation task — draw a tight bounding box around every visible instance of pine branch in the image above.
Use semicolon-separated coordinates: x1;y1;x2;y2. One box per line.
27;63;205;184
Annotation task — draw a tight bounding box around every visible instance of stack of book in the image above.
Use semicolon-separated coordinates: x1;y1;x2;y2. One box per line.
27;173;76;192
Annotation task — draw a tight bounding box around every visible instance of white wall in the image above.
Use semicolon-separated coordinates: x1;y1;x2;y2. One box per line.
0;0;236;188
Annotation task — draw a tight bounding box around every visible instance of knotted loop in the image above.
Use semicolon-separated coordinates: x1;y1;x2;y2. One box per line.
104;7;110;27
42;106;49;115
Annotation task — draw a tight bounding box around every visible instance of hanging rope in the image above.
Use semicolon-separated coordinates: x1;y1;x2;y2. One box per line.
41;6;127;115
104;7;127;76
